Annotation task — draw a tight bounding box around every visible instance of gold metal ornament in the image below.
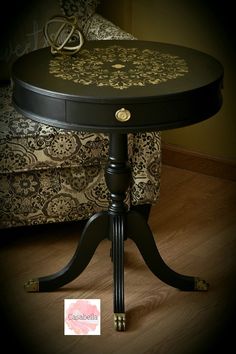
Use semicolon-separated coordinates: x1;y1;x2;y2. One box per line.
115;108;131;122
44;15;84;55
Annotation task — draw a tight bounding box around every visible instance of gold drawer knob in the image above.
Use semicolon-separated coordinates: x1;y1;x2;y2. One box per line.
115;108;131;122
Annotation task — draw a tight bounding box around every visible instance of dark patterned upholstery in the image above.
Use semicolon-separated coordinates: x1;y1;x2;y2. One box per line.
0;0;161;228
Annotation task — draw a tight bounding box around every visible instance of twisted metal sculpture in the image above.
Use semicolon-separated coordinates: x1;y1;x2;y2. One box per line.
44;15;84;55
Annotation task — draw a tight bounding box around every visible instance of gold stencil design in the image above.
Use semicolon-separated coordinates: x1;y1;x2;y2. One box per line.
49;45;188;90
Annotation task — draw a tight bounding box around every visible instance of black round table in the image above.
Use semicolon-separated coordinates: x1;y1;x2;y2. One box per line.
12;40;223;331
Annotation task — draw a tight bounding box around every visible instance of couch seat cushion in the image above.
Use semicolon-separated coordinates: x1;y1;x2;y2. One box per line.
0;86;109;175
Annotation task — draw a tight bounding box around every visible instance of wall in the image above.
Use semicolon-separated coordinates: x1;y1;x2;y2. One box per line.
98;0;132;33
99;0;236;161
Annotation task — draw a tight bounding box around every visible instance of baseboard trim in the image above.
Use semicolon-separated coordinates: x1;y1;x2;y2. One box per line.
162;144;236;181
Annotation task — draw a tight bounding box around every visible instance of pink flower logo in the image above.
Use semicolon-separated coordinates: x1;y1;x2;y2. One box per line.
64;299;100;335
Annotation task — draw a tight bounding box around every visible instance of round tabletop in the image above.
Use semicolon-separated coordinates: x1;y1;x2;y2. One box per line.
12;40;223;132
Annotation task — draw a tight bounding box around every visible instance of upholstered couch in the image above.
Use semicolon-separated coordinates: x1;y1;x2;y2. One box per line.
0;0;161;229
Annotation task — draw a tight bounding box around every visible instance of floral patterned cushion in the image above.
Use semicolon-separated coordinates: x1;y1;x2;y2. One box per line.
60;0;100;30
0;1;161;229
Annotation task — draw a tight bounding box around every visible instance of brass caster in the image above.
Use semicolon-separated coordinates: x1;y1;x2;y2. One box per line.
24;279;39;292
194;277;209;291
114;313;126;331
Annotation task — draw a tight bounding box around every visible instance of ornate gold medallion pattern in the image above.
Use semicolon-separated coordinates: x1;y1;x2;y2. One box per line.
49;45;188;90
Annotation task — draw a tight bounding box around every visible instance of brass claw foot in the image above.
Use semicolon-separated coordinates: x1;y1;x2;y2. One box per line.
24;279;39;292
194;277;209;291
114;313;126;331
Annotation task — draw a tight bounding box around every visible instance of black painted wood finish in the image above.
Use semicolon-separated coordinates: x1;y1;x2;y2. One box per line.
12;40;223;133
13;40;223;331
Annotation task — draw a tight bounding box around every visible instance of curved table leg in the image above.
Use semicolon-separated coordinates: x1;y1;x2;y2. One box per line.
127;211;209;291
111;214;126;331
105;133;130;331
24;212;109;292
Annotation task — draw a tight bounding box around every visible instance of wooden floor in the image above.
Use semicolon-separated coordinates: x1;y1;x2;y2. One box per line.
0;165;236;354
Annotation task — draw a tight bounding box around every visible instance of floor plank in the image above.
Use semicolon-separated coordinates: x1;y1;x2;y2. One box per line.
0;165;235;354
